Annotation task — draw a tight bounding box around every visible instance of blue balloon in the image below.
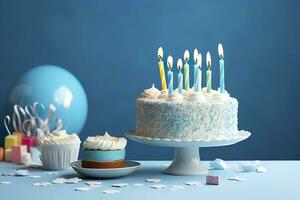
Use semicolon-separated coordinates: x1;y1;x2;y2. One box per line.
8;65;88;134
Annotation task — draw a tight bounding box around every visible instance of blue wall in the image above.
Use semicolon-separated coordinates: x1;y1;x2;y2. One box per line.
0;0;299;160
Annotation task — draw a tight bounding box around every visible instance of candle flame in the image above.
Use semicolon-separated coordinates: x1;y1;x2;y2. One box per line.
157;47;163;60
206;51;211;68
167;56;173;69
177;58;183;70
198;53;202;68
193;48;199;64
218;43;224;59
184;50;190;62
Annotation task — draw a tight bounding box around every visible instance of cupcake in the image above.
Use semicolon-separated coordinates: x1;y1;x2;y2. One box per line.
39;130;81;170
82;132;127;169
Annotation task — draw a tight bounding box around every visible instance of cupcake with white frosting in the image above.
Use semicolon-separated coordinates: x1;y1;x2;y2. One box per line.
39;130;81;170
81;132;127;168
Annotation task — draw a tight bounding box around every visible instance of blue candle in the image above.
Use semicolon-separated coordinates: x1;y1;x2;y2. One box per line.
193;49;201;92
218;43;225;93
177;59;183;94
167;56;174;94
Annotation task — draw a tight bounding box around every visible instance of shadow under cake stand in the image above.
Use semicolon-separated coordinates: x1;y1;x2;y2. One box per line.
125;130;251;176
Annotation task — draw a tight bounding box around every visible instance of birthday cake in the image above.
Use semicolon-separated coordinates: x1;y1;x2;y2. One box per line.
135;45;249;140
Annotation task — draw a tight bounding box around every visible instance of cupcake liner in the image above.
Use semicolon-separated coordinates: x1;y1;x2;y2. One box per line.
40;143;80;170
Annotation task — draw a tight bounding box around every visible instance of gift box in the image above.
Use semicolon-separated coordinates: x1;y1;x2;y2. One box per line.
5;148;12;161
13;132;25;146
5;135;19;149
22;136;36;149
0;147;3;161
12;145;27;164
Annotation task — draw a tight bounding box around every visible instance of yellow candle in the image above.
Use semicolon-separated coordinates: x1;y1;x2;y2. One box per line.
157;47;167;90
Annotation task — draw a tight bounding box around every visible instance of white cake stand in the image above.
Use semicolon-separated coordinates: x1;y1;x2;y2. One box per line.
125;130;251;176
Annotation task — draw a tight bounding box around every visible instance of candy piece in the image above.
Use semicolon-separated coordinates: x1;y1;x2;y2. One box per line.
5;148;12;161
206;175;220;185
13;132;25;146
29;147;41;164
22;136;36;149
0;147;4;161
210;158;227;170
21;152;32;165
12;145;27;164
5;135;19;149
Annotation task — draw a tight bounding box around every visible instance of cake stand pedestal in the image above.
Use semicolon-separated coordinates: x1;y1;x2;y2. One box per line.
125;130;251;176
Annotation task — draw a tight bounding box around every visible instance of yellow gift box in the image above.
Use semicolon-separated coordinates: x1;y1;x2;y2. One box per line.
5;135;19;149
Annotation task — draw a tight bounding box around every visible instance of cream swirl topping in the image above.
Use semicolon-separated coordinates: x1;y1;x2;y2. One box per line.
185;90;207;102
158;89;168;99
39;130;81;145
168;90;183;101
83;132;127;150
141;84;160;99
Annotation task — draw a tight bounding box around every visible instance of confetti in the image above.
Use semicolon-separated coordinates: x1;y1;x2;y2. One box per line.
210;158;227;170
102;189;120;194
75;187;92;192
46;172;58;175
66;177;81;184
228;176;247;182
0;181;11;184
206;175;220;185
52;178;67;184
15;170;30;176
145;178;161;183
168;185;185;191
33;182;52;187
239;161;260;172
111;183;129;188
150;184;167;189
29;175;41;179
184;181;202;187
133;183;144;187
256;166;267;173
85;181;102;186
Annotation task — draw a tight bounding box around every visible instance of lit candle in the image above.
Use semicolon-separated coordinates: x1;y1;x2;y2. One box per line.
218;43;225;93
206;52;212;93
167;56;174;94
157;47;167;90
193;49;200;92
177;58;183;94
183;50;190;91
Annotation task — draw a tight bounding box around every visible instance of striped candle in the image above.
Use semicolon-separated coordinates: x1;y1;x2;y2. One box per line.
183;50;190;91
218;43;225;93
177;59;183;94
206;52;212;93
157;47;167;90
167;56;174;94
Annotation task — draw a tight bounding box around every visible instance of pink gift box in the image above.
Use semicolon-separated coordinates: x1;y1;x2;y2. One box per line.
206;175;220;185
12;145;27;164
22;136;36;149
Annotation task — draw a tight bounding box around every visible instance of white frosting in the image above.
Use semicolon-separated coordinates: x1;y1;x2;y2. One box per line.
168;90;183;101
185;90;207;102
83;132;127;150
158;89;168;99
212;91;230;102
39;130;80;145
141;84;160;99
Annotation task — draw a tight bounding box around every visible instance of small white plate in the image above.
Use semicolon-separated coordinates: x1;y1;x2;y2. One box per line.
70;160;141;179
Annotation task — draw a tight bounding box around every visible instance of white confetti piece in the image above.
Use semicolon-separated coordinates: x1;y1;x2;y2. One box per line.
145;178;161;183
168;185;185;191
133;183;144;187
256;166;267;173
1;171;15;176
85;181;102;186
210;158;227;170
0;181;11;184
29;175;41;179
15;170;30;176
239;161;260;172
228;176;247;182
66;177;81;184
184;181;202;187
46;172;58;175
102;189;120;194
150;184;167;189
111;183;129;188
75;187;92;192
52;178;67;184
33;182;52;187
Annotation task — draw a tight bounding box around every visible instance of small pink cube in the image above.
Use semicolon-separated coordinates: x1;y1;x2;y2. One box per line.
22;136;36;149
12;145;27;164
206;175;220;185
